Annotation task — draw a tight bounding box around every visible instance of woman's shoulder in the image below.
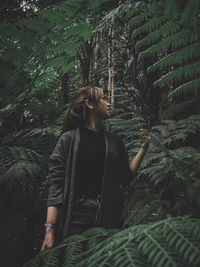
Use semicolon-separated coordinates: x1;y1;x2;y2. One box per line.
59;129;76;142
60;128;121;142
61;129;75;137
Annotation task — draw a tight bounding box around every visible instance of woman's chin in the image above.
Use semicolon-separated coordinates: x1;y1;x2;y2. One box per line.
97;111;110;120
104;112;110;118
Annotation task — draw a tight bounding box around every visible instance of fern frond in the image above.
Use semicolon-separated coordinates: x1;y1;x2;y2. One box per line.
148;42;200;73
54;40;80;54
168;79;200;97
163;218;200;264
135;21;181;52
179;0;200;27
17;126;62;140
152;114;200;147
129;12;149;28
24;217;200;267
39;9;68;28
126;1;146;19
148;0;162;15
153;60;200;87
96;4;126;30
42;247;60;266
0;0;96;105
22;17;50;34
60;234;85;266
84;227;117;252
132;16;165;40
0;146;44;184
163;0;180;20
139;29;199;61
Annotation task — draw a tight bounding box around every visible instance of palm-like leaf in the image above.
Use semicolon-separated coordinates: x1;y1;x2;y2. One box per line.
24;217;200;267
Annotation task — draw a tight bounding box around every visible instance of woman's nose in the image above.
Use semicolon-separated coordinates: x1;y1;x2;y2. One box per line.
107;101;110;108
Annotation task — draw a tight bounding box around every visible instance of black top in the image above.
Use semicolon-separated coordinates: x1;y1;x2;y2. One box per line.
75;126;106;198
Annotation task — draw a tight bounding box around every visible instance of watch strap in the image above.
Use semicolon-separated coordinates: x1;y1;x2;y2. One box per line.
44;223;56;229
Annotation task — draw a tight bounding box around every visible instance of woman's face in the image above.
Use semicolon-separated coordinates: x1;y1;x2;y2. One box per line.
86;91;111;120
94;93;111;119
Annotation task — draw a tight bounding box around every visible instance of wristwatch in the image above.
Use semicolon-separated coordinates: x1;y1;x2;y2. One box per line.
44;223;56;229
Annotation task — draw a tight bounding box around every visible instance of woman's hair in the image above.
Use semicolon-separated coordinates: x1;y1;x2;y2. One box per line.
61;86;104;133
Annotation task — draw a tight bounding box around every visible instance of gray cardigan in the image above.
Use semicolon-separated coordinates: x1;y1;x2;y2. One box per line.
47;127;132;244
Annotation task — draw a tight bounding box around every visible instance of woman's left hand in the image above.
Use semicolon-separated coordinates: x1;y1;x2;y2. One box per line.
138;129;151;150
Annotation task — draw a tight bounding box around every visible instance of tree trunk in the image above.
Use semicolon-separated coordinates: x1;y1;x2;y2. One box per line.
61;72;69;105
111;28;115;106
107;28;115;106
78;39;96;86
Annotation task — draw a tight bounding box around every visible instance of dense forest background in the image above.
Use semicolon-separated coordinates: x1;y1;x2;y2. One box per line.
0;0;200;266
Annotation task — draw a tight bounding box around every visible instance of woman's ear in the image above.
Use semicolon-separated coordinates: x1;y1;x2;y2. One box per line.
85;99;94;110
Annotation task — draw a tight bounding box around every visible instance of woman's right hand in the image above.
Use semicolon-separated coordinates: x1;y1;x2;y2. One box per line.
40;228;55;251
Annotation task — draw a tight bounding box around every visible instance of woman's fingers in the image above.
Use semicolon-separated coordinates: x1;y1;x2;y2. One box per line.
139;129;151;150
139;134;151;139
139;128;151;139
47;242;54;249
40;242;54;251
40;242;47;251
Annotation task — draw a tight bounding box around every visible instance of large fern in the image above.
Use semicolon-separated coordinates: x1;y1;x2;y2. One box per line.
122;113;200;227
125;0;200;98
0;0;105;105
0;100;65;209
103;89;200;226
152;114;200;148
23;217;200;267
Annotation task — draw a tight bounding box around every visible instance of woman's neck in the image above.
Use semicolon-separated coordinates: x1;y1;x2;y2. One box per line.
83;115;102;133
83;122;101;133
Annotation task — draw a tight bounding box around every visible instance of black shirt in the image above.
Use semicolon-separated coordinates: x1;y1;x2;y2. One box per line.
75;126;106;198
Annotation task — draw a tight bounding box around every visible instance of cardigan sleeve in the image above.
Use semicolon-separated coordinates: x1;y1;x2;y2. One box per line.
47;135;67;208
116;135;133;186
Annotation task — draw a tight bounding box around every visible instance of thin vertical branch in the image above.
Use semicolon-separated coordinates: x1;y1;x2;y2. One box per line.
111;28;115;106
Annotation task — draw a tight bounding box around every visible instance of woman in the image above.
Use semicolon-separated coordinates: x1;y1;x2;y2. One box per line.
40;86;150;251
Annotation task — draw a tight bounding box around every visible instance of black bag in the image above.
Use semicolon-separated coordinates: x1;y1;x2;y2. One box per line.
69;194;101;235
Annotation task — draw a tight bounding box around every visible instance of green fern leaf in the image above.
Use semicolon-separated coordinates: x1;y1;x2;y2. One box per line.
168;79;200;97
148;42;200;73
132;16;165;40
180;0;200;27
153;61;200;87
39;9;68;28
25;218;200;267
129;12;148;28
135;21;180;52
139;29;199;61
163;0;180;20
126;1;146;19
55;40;80;55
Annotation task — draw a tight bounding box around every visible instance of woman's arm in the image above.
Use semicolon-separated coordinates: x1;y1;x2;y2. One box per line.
129;129;151;176
41;206;59;251
46;206;59;226
117;129;150;184
41;134;68;251
129;147;148;175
